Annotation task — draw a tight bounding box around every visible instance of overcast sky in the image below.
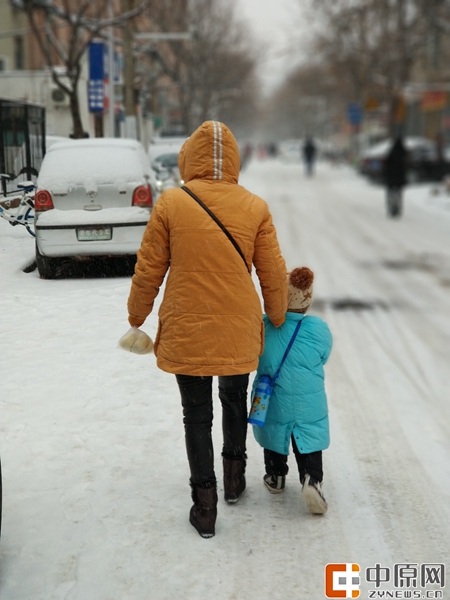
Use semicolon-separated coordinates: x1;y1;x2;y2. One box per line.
233;0;305;95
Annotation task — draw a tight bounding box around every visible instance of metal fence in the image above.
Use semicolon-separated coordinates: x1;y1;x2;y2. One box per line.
0;98;46;195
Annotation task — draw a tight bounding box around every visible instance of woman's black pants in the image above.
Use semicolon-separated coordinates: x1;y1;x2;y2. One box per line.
175;373;249;487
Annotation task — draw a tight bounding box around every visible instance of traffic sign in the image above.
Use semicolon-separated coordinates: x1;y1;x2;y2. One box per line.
365;97;379;111
88;41;104;112
347;103;363;126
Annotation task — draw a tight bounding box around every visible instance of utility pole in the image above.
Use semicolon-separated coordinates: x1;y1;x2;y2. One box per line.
108;0;115;137
122;0;137;139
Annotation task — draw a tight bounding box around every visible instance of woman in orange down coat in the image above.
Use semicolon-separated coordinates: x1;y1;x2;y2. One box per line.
126;120;287;538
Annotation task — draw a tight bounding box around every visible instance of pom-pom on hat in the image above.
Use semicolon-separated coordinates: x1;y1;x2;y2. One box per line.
287;267;314;312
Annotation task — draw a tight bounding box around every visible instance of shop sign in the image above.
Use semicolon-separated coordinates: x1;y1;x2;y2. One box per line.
421;91;447;111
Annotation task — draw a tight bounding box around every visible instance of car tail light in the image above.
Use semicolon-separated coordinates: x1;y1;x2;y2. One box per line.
35;189;54;211
132;185;153;208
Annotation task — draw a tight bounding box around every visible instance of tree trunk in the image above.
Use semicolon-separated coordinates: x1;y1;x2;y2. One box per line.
69;90;85;138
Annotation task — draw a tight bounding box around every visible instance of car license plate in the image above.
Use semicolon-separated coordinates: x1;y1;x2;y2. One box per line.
77;226;112;241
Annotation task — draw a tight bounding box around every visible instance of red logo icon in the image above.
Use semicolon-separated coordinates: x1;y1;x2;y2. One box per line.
325;563;361;598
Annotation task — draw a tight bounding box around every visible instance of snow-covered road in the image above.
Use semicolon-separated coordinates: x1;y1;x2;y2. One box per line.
1;159;449;600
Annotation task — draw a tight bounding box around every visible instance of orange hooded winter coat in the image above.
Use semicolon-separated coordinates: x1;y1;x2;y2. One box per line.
127;121;287;376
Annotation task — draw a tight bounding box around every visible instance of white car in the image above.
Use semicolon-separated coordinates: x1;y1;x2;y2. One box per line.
149;136;186;193
34;138;156;278
151;152;183;192
148;135;186;164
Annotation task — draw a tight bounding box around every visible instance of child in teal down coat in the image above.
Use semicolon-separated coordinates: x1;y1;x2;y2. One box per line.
252;267;332;514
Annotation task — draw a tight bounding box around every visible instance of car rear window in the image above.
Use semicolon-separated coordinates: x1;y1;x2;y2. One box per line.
155;153;179;167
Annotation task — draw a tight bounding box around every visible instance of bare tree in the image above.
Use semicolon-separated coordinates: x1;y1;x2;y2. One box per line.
418;0;450;71
20;0;148;137
307;0;429;135
250;0;448;143
143;0;259;135
261;63;339;141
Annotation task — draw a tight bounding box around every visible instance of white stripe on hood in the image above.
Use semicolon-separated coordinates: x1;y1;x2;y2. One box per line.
217;121;223;179
212;121;223;180
212;121;218;179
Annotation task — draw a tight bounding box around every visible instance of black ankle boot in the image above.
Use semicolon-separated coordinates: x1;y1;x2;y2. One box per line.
223;455;246;503
189;483;218;538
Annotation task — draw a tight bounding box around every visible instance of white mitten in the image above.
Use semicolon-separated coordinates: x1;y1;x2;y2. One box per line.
118;326;154;355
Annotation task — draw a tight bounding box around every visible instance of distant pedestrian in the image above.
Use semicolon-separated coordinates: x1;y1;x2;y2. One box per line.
302;137;317;176
123;121;287;538
267;142;278;158
251;267;332;515
384;136;407;217
240;142;253;170
435;132;445;182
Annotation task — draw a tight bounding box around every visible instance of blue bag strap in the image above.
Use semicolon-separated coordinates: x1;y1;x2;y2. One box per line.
273;319;303;381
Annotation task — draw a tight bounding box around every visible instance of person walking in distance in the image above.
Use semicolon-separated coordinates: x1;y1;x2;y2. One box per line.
302;137;317;176
384;136;407;217
124;121;287;538
252;267;332;515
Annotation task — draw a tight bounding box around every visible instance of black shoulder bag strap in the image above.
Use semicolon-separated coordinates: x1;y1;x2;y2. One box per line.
181;185;250;273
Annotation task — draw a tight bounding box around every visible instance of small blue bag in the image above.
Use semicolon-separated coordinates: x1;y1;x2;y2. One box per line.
248;320;303;428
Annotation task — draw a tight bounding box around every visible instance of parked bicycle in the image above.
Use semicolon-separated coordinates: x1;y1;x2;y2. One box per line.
0;174;36;237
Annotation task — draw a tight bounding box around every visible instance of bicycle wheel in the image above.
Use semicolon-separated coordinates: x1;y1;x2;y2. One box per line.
24;207;35;237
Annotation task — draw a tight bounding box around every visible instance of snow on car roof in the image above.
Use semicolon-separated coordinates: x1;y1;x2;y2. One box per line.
47;138;146;152
361;137;436;159
38;139;150;193
148;137;186;161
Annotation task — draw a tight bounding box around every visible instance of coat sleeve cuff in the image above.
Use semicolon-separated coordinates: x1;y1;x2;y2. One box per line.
268;314;286;328
128;315;144;328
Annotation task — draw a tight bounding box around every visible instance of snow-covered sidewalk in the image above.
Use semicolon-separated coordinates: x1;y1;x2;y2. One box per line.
1;160;449;600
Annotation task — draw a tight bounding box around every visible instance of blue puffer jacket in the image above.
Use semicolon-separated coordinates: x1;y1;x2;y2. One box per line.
252;312;332;455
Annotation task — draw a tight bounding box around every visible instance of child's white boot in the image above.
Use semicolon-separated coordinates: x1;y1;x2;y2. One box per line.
301;474;328;514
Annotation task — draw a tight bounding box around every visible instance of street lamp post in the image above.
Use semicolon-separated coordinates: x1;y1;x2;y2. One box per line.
108;0;115;137
122;0;137;139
